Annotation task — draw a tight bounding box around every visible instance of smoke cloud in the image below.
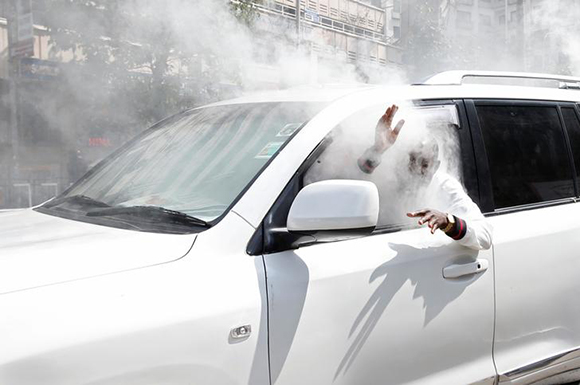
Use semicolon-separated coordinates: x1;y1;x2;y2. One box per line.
5;0;580;209
531;0;580;75
304;101;462;226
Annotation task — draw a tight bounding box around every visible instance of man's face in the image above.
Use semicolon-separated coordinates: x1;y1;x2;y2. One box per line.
407;144;440;183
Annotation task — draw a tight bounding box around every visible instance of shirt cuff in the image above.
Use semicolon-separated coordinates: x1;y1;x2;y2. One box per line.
357;147;382;174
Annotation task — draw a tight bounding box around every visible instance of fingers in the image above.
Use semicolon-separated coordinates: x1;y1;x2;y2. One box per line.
431;223;440;234
384;104;398;127
393;119;405;136
407;209;429;217
385;105;392;117
418;213;435;226
378;105;401;136
379;106;392;125
427;215;439;229
408;209;444;234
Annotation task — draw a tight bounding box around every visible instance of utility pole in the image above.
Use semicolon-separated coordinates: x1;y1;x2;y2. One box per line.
6;1;19;207
6;0;34;207
295;0;300;47
505;0;509;46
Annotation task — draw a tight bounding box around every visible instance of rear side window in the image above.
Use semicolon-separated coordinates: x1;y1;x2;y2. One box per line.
477;105;574;209
561;107;580;184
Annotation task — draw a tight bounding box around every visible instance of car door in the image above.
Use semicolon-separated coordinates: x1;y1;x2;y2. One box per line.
466;100;580;384
257;101;497;385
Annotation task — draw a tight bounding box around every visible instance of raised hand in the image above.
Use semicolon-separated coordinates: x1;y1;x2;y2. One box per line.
374;104;405;153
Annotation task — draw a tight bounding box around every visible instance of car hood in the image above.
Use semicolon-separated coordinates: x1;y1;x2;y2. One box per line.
0;209;196;295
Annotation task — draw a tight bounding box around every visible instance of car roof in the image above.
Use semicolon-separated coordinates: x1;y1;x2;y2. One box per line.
201;84;374;107
200;82;580;109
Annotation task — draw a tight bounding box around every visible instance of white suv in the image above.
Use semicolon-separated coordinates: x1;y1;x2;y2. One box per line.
1;71;580;385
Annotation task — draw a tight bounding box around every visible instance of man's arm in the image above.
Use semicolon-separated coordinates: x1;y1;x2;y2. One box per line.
406;208;492;250
358;104;405;174
406;173;493;251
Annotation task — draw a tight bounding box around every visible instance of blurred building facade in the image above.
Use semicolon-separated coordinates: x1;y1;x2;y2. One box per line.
0;10;72;209
244;0;405;86
440;0;525;71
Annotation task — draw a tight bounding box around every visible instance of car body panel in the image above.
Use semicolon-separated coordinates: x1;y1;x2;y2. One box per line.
0;209;197;294
0;212;268;385
489;203;580;378
264;228;495;385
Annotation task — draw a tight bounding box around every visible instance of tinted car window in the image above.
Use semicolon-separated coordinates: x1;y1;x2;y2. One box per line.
477;105;574;209
561;107;580;185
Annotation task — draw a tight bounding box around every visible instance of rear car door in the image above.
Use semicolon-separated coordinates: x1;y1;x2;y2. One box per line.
467;100;580;384
255;101;497;385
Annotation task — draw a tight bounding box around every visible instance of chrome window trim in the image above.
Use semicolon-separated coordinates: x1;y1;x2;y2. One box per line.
484;197;577;217
498;346;580;383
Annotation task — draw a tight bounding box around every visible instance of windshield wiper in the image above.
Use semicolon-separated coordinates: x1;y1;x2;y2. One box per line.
86;206;210;228
43;195;111;209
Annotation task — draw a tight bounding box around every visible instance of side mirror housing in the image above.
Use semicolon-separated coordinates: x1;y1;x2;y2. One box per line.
287;180;379;234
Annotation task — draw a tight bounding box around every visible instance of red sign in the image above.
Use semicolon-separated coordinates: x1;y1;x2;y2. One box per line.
88;138;112;147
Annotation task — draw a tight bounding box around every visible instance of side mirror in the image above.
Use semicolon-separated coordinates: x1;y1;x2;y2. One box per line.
287;180;379;234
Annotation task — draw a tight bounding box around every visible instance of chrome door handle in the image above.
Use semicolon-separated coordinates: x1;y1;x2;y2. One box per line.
443;259;489;279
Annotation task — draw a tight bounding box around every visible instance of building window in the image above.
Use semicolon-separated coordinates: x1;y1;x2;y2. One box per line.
510;10;518;22
479;14;491;26
394;0;401;13
456;10;472;28
393;26;400;39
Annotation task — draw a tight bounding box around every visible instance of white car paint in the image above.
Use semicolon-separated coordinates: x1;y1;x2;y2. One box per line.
490;203;580;383
287;180;379;231
0;212;268;385
264;228;495;385
2;73;580;384
0;209;196;294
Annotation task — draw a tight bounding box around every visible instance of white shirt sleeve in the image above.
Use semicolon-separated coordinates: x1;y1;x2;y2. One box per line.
435;173;493;250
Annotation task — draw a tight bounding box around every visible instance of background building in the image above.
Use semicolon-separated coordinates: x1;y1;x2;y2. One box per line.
242;0;405;86
427;0;526;72
0;8;68;209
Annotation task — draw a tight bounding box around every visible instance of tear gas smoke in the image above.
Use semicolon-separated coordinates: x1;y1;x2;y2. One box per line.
5;0;580;209
304;101;462;226
531;0;580;75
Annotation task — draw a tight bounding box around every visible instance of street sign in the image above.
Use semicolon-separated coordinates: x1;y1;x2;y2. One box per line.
20;58;60;80
9;0;34;59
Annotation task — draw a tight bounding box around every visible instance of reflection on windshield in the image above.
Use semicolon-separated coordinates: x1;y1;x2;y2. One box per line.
49;102;324;225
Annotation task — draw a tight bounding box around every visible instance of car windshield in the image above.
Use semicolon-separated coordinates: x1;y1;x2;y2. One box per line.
39;102;324;231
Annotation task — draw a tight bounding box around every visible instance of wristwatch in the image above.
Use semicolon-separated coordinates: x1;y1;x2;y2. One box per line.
442;213;456;233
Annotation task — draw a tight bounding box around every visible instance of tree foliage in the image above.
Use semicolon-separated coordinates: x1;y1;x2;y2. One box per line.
33;0;260;138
